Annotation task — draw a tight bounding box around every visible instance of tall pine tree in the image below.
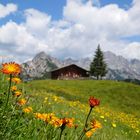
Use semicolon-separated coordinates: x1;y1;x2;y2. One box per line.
90;44;107;80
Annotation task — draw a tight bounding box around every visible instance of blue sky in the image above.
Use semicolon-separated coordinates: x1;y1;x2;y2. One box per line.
0;0;140;62
0;0;133;20
0;0;66;20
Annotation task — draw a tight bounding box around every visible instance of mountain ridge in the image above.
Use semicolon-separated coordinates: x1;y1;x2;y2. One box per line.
21;51;140;80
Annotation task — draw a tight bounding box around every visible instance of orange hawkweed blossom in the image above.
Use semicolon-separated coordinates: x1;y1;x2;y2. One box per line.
89;96;100;108
1;62;21;75
86;130;96;138
12;77;21;84
34;113;48;121
85;120;102;138
61;118;74;128
17;98;26;105
11;86;17;91
23;107;33;113
50;118;63;127
90;120;102;129
14;91;22;97
45;113;56;123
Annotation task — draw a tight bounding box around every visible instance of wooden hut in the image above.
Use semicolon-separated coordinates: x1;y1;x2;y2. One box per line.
51;64;89;79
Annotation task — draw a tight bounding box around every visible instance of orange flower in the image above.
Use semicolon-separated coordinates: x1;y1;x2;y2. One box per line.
12;77;21;84
34;113;47;120
50;118;63;127
85;120;101;138
66;118;74;128
17;98;26;105
23;107;33;113
1;62;21;75
89;96;100;108
14;91;22;97
45;113;56;123
90;120;102;129
34;113;43;119
61;118;74;128
86;130;94;138
11;86;17;91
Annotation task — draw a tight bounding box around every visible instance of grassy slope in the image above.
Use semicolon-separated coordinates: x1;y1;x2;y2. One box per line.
25;80;140;116
23;80;140;140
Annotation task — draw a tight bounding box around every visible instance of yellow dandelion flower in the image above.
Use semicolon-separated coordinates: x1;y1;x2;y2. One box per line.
17;98;26;105
23;107;33;113
100;115;105;119
1;62;21;75
112;123;116;128
11;86;17;91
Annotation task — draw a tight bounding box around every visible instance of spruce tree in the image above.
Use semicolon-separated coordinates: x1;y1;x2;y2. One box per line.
90;44;107;80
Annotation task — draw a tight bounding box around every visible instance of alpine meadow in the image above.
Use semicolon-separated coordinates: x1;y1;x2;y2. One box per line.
1;0;140;140
0;65;140;139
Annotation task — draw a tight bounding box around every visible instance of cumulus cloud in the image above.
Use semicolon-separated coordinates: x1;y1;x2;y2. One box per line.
122;42;140;59
0;3;17;18
0;0;140;62
24;9;51;38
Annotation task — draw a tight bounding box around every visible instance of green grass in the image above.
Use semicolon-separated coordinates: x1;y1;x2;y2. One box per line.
25;80;140;116
1;78;140;140
22;80;140;140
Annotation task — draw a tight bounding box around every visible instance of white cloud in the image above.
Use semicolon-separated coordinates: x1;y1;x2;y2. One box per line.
0;0;140;62
0;3;17;18
122;42;140;59
24;9;51;38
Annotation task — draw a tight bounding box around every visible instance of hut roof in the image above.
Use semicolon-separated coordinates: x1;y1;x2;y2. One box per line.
51;64;89;72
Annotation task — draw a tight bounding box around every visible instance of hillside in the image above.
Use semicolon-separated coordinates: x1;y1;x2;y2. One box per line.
25;80;140;116
1;72;140;139
23;80;140;140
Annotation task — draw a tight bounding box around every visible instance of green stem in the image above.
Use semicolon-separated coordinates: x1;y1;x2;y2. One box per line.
78;131;85;140
59;128;64;140
79;128;93;140
6;74;12;107
84;107;93;128
3;74;12;114
78;107;93;140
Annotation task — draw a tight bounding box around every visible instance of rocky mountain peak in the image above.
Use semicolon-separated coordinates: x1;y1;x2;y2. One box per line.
33;51;51;62
21;51;140;80
22;51;58;78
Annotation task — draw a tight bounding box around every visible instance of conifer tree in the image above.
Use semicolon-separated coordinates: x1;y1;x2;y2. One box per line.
90;44;107;80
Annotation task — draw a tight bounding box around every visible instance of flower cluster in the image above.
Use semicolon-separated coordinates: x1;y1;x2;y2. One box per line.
34;112;74;128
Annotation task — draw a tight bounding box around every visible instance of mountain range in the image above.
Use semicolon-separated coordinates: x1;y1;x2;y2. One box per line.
21;51;140;80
